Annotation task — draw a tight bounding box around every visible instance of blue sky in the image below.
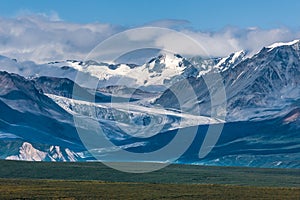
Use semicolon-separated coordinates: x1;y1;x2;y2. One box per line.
1;0;300;30
1;0;300;63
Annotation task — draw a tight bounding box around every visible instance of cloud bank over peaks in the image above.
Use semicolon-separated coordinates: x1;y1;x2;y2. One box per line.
0;14;124;63
0;14;300;63
182;26;300;57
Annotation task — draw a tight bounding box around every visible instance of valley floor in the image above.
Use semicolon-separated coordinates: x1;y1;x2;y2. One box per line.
0;179;299;200
0;160;299;199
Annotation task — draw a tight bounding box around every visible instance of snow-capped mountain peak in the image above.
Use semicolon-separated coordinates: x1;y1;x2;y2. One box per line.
78;53;192;88
196;50;246;77
147;53;185;69
214;50;246;71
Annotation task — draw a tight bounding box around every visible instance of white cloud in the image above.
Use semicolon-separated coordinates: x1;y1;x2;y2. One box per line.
0;14;300;63
181;27;300;57
0;14;123;63
154;31;208;56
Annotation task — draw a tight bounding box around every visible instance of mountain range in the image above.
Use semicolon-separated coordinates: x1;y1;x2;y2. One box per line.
0;40;299;168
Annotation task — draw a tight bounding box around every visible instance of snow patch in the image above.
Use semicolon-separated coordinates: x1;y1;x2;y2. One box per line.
5;142;81;162
6;142;47;161
267;39;299;51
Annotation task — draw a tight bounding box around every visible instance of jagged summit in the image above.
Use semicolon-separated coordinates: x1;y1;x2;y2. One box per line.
214;50;246;71
156;39;300;121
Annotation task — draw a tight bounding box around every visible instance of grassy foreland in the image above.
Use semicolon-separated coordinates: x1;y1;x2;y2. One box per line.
0;160;299;199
